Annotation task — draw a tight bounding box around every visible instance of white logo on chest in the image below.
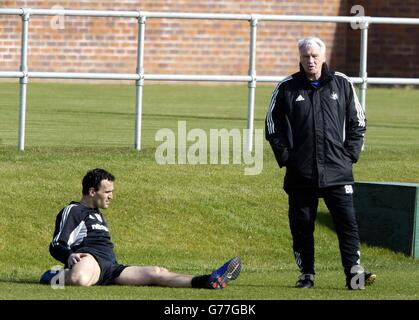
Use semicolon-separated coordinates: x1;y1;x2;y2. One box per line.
295;94;305;102
91;224;109;232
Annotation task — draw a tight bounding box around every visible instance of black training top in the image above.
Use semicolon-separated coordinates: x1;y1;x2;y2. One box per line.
265;63;367;190
49;201;117;266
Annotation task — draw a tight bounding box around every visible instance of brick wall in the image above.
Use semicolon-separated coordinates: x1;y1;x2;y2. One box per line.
0;0;417;80
346;0;419;78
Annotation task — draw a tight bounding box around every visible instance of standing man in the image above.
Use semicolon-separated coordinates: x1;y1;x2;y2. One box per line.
40;168;241;289
265;37;375;290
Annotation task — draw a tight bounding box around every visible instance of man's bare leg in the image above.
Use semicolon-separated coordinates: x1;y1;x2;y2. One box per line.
64;253;101;286
115;266;193;287
42;256;241;289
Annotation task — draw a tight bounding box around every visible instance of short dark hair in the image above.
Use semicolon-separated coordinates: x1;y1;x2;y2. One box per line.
82;168;115;195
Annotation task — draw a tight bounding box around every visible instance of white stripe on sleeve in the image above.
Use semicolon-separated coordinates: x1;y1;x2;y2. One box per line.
335;72;366;127
52;204;77;246
266;76;293;135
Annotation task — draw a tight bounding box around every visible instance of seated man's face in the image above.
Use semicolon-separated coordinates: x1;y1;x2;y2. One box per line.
91;179;114;209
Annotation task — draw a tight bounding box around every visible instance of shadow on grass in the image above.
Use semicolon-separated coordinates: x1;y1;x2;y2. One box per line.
367;123;419;131
53;108;269;123
0;278;39;285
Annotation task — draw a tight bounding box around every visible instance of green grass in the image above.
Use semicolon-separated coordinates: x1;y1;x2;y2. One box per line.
0;82;418;299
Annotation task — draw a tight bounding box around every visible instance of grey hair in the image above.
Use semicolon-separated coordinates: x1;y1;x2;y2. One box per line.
298;37;326;54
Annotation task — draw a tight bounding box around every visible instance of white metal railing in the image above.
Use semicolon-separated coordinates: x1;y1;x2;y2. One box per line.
0;8;418;151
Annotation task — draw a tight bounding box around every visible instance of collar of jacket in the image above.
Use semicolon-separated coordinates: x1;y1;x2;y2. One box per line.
297;63;334;87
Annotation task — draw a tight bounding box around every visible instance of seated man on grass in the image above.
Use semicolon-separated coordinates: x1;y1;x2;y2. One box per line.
40;168;241;289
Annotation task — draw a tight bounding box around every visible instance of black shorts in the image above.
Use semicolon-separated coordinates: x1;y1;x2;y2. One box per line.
72;248;128;285
94;255;127;286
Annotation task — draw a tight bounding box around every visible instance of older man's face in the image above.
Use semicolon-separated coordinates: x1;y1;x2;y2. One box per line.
299;44;325;80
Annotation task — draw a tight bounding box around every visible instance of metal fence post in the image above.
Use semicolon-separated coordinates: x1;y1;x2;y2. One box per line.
135;14;146;150
359;18;369;111
246;15;258;152
18;9;30;151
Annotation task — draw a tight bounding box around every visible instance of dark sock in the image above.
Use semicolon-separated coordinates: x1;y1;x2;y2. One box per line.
191;274;211;289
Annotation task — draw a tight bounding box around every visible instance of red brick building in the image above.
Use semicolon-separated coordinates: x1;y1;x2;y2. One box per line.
0;0;418;79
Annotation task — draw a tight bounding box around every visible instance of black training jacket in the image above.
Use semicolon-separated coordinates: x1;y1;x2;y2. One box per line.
49;201;117;266
265;64;366;190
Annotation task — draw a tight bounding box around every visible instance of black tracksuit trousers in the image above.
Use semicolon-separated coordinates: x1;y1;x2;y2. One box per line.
287;185;361;278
